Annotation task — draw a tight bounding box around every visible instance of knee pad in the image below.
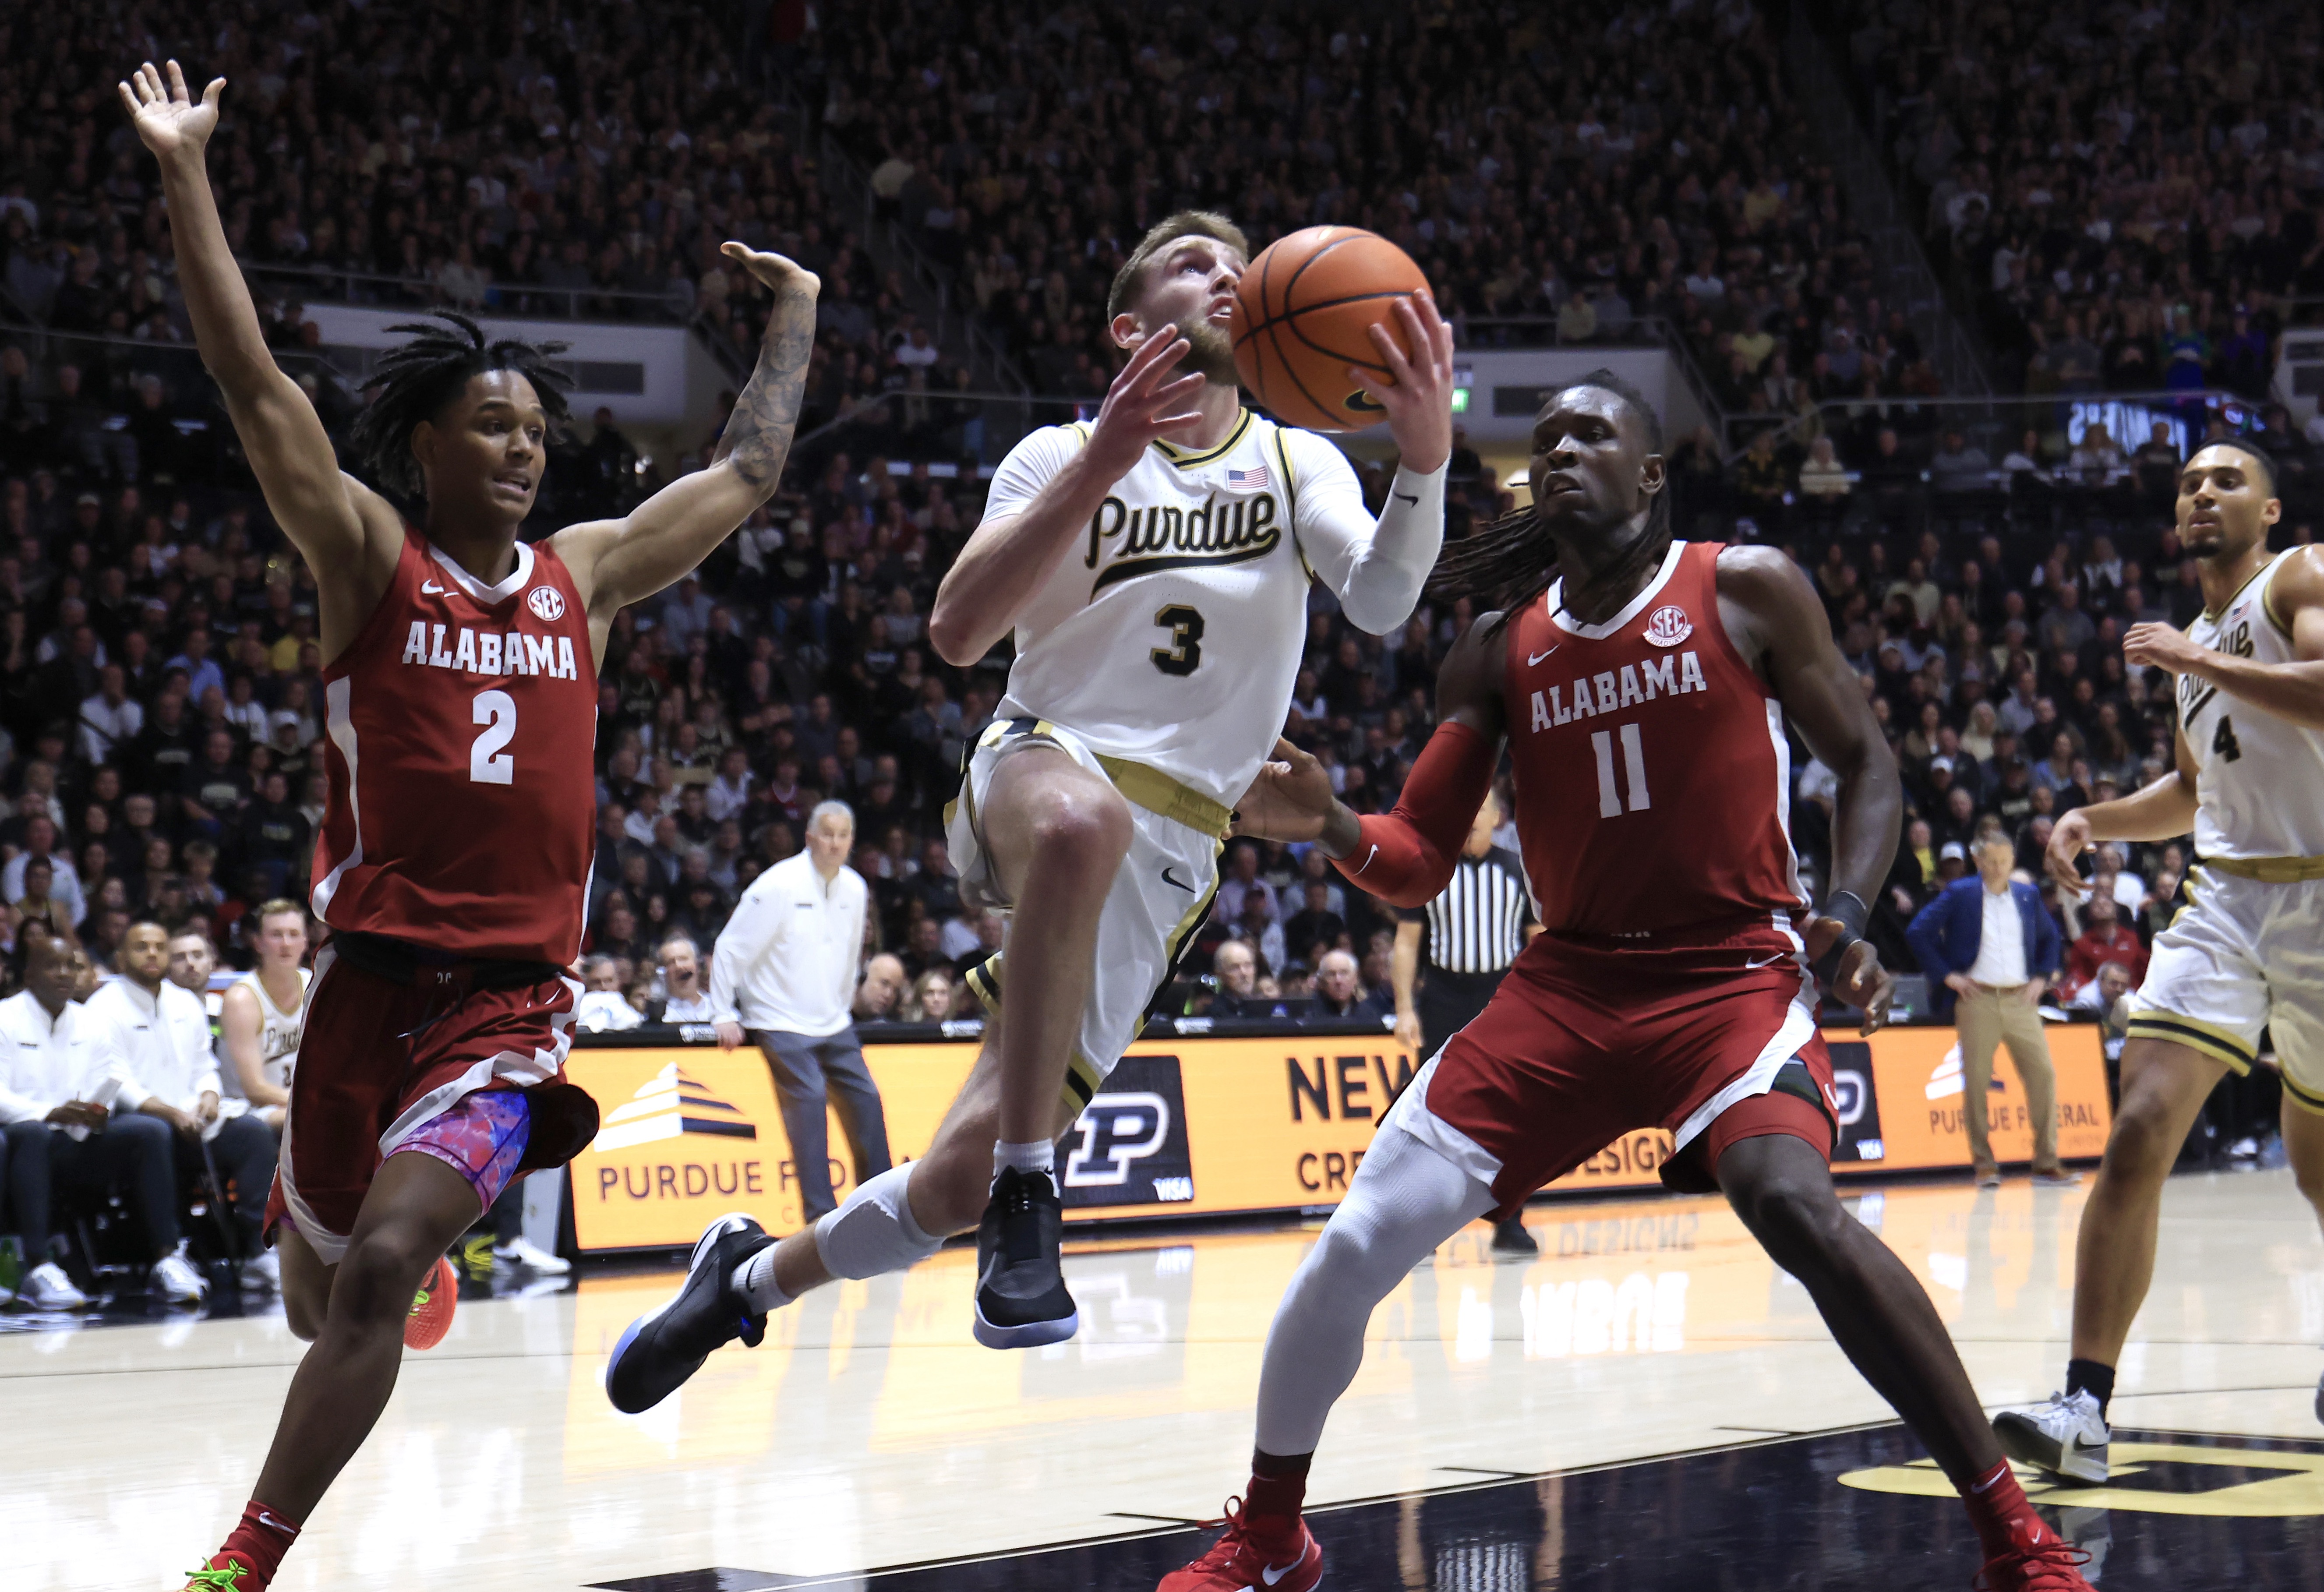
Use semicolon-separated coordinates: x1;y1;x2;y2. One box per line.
813;1163;944;1280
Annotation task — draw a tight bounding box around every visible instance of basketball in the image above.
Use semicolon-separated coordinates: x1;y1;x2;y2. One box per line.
1230;226;1430;433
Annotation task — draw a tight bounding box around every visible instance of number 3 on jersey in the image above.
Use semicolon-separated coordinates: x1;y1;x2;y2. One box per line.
1151;604;1204;676
1593;724;1651;816
471;689;516;784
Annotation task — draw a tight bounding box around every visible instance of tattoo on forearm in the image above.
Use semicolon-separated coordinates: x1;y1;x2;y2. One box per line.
717;293;816;491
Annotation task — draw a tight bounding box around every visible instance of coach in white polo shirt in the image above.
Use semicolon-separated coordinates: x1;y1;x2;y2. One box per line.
711;801;894;1222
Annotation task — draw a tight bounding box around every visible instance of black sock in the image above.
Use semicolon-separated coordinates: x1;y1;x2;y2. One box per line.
1251;1447;1313;1480
2065;1357;2115;1418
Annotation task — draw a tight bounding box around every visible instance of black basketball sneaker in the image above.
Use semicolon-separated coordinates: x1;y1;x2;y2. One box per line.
604;1211;775;1412
972;1165;1080;1348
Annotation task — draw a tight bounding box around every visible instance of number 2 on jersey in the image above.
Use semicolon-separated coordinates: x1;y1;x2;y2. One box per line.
471;689;516;784
1592;724;1650;816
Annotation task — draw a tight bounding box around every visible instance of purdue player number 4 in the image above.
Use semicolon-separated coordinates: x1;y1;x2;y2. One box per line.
1997;439;2324;1483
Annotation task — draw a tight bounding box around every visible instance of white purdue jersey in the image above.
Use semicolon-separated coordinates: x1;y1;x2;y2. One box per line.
981;410;1374;806
224;967;310;1098
2179;553;2324;860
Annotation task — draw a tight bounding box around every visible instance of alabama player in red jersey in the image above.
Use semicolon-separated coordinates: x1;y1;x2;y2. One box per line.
1158;373;2093;1592
123;63;817;1591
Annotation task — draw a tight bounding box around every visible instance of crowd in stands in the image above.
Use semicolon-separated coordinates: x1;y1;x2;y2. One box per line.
0;0;2300;1052
804;0;1937;434
1832;0;2324;396
0;0;975;473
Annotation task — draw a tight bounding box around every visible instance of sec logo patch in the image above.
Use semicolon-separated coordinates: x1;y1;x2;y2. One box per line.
1644;604;1692;646
527;585;566;622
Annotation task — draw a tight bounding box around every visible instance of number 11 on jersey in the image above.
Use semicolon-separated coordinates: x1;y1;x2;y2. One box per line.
1592;724;1650;816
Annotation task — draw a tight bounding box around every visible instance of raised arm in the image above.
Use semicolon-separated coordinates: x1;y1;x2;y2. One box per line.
556;246;819;650
121;63;399;654
926;329;1206;665
1289;295;1457;634
1718;545;1901;1031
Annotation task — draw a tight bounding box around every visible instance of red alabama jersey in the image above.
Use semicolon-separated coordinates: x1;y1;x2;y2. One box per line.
311;529;598;965
1501;540;1805;942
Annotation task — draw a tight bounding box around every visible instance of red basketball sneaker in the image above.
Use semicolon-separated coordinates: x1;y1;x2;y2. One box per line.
1976;1538;2094;1591
405;1255;459;1350
1156;1498;1321;1592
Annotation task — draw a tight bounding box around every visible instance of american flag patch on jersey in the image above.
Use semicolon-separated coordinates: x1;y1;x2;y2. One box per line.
1226;464;1270;488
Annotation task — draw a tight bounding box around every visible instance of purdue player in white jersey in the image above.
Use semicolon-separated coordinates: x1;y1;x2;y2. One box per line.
604;211;1451;1409
1997;438;2324;1481
219;899;310;1133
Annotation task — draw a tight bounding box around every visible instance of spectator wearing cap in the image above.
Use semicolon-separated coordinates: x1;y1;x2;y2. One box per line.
1907;834;2073;1187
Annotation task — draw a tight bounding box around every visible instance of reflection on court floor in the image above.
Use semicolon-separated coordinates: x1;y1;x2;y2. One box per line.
13;1168;2324;1589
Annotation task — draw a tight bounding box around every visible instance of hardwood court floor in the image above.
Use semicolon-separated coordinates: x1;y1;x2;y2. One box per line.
12;1168;2324;1591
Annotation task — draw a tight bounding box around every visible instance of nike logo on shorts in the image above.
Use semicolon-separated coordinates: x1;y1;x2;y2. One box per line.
1161;865;1197;893
1744;952;1790;970
1528;646;1559;665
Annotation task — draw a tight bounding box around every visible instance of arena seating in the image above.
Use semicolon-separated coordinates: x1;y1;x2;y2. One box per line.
1821;0;2324;396
0;0;2314;1020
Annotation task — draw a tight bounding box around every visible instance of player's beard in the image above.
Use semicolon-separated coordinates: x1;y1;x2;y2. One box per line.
1174;312;1240;386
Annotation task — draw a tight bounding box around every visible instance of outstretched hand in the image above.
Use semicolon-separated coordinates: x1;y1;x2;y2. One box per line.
119;60;224;159
721;241;819;302
1083;328;1208;477
1231;737;1340;843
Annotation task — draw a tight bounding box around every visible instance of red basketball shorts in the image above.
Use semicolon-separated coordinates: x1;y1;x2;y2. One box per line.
1384;926;1837;1214
265;940;589;1264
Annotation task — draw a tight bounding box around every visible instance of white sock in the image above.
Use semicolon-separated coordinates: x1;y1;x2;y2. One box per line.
729;1245;791;1314
994;1138;1054;1181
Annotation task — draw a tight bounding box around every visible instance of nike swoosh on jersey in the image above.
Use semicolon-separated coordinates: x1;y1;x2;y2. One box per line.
420;579;448;595
1527;647;1559;665
1161;865;1197;894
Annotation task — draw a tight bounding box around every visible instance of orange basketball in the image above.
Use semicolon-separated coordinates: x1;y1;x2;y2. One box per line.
1231;226;1430;433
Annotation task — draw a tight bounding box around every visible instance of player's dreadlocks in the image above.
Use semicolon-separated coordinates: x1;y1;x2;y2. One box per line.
1427;368;1671;632
348;311;574;500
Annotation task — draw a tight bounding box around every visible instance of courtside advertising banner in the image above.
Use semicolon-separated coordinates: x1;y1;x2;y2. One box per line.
562;1025;2115;1253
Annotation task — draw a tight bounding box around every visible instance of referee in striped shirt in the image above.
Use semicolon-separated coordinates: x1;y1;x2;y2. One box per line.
1391;787;1541;1253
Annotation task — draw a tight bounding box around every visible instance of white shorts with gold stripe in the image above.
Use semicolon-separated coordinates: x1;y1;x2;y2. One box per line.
2127;863;2324;1111
944;717;1227;1113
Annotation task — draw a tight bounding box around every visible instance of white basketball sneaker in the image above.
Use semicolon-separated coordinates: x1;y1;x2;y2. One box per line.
1993;1388;2110;1482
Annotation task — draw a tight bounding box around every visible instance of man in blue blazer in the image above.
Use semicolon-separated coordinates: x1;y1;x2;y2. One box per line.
1907;834;2076;1186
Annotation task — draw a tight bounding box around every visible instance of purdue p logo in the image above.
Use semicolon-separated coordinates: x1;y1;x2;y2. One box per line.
1056;1053;1196;1208
1065;1092;1172;1187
